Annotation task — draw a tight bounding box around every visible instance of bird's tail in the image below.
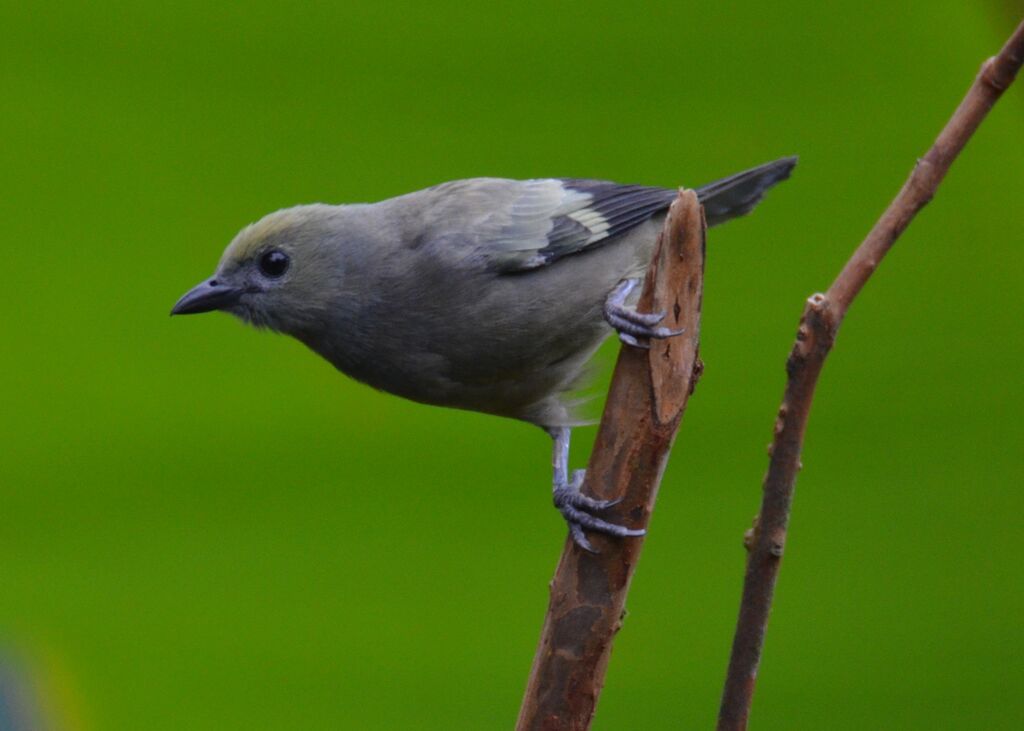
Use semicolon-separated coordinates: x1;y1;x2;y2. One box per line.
696;156;797;226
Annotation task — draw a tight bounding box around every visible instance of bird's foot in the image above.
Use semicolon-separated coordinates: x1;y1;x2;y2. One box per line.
554;469;645;553
604;279;685;348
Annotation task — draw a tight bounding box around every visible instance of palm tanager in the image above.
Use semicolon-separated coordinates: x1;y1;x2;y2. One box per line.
172;157;796;550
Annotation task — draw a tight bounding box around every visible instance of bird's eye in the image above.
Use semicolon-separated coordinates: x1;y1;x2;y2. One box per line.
259;250;290;278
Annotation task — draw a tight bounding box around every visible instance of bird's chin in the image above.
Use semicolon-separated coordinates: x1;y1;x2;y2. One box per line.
227;301;273;330
228;298;324;337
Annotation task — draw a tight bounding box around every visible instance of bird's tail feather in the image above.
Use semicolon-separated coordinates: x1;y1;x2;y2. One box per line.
696;156;797;226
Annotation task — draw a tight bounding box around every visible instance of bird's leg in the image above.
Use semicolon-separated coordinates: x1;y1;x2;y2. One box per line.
603;278;685;348
547;426;645;552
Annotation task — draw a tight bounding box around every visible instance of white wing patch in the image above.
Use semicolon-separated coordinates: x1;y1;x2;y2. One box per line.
566;209;611;242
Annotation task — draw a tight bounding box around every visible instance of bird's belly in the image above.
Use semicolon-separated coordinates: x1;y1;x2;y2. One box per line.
309;243;638;423
309;300;610;423
362;322;608;418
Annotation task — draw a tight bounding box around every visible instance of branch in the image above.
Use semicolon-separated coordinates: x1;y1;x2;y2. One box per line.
717;19;1024;731
516;190;706;731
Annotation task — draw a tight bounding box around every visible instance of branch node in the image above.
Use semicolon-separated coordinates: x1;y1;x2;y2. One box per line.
979;56;1007;91
742;515;761;553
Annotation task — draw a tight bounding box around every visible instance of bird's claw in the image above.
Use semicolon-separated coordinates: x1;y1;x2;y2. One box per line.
553;469;644;553
617;332;649;349
604;279;685;347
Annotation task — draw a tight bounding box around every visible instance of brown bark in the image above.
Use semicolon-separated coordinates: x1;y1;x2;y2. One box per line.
516;190;706;731
717;19;1024;731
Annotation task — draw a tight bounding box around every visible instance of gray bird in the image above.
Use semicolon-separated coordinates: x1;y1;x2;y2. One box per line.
172;157;796;550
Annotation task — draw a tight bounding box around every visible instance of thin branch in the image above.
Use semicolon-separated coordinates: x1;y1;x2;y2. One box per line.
516;190;706;731
717;19;1024;731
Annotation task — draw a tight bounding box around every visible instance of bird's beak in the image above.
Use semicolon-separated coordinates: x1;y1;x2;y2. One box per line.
170;278;244;315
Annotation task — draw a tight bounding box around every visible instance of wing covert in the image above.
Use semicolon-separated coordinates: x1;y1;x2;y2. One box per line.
484;178;676;272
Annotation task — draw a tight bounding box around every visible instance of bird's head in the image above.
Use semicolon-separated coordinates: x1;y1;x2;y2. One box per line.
171;204;347;335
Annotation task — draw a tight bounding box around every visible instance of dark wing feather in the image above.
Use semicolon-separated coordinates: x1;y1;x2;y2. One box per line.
493;179;676;272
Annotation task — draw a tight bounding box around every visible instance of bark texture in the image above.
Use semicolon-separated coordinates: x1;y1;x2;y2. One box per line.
516;190;706;731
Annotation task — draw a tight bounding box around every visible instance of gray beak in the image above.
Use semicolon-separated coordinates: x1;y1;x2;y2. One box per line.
170;278;244;315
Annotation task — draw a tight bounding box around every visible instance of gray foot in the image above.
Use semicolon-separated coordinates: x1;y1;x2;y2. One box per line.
554;469;645;553
604;279;685;347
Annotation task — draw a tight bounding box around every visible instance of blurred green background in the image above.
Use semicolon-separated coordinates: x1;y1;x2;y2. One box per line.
2;1;1022;729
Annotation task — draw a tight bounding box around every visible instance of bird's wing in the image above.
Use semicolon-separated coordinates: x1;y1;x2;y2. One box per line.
415;178;677;273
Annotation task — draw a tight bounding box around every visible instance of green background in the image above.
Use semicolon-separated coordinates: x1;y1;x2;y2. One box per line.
2;2;1022;729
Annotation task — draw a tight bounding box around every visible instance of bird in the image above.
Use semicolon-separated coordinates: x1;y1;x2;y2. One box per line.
172;156;796;551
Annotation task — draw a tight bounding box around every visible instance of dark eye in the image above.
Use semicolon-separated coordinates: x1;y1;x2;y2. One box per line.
259;250;290;278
